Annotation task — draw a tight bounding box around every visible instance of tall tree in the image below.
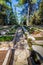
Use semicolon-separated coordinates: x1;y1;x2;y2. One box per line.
0;0;11;25
16;0;37;26
9;5;18;25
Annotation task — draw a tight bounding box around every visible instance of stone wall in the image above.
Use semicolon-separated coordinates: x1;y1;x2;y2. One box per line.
2;49;12;65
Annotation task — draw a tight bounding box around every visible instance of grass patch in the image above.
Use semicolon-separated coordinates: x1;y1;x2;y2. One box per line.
35;37;43;40
6;32;15;35
6;28;16;35
0;36;14;41
32;44;43;47
6;29;16;35
0;28;4;30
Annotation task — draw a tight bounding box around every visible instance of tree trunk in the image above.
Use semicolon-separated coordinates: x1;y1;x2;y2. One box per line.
26;7;29;26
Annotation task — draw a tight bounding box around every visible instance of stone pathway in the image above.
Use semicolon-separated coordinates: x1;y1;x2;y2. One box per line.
13;27;31;65
9;26;43;65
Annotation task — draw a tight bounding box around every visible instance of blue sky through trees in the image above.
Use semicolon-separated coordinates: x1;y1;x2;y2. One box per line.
12;0;41;23
12;0;22;23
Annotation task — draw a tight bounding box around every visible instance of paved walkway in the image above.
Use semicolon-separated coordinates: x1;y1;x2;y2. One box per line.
9;27;43;65
12;27;31;65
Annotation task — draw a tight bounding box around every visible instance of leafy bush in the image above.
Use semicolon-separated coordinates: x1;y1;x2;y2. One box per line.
27;38;32;47
29;27;35;34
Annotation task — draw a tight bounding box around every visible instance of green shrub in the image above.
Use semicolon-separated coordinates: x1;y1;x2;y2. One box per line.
27;38;32;47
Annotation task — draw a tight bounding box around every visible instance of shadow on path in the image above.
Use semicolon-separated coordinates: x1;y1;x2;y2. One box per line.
29;50;43;65
9;49;15;65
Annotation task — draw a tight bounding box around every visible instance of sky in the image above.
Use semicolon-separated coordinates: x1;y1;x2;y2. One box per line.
12;0;17;11
12;0;22;23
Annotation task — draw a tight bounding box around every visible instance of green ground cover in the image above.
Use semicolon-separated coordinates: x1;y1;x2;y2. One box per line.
0;36;14;41
35;37;43;40
6;25;19;35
